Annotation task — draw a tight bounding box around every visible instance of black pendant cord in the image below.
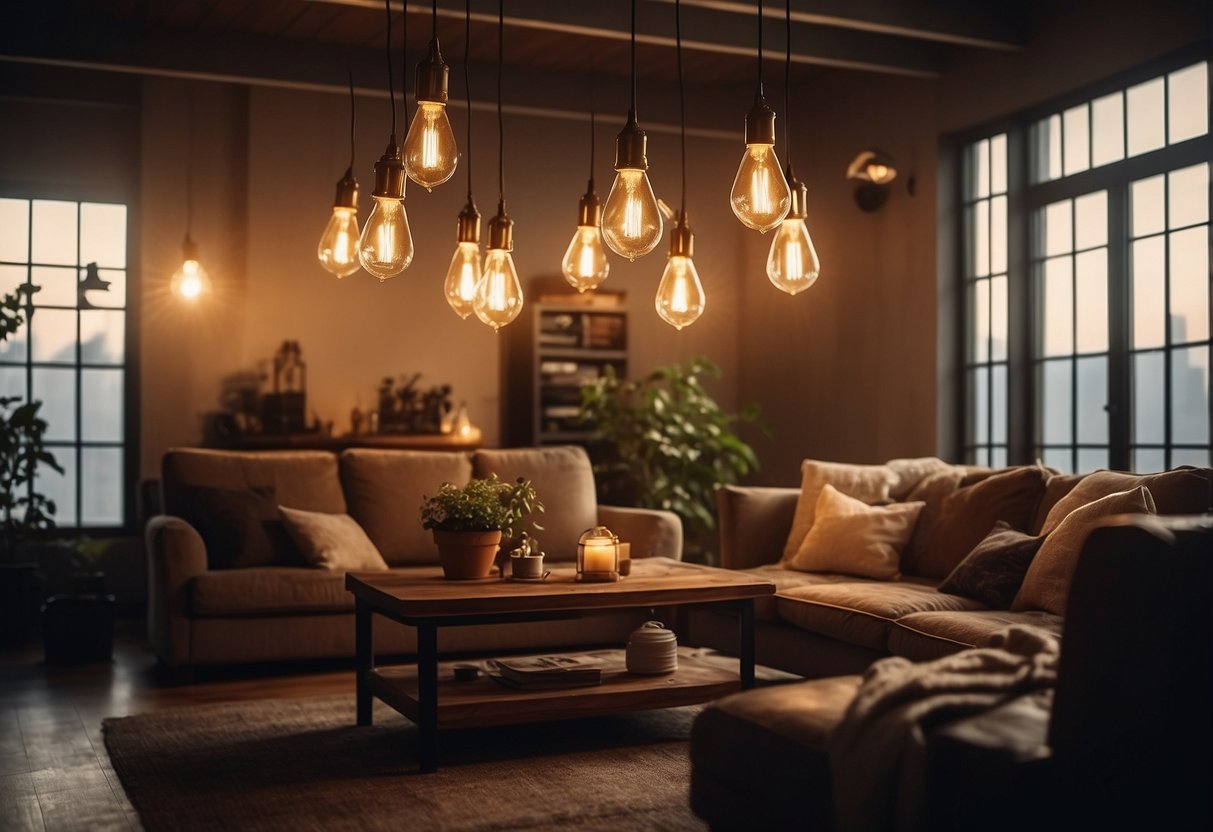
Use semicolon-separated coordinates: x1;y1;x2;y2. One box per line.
676;0;685;216
497;0;505;210
432;0;438;36
348;67;357;171
402;0;410;135
186;88;194;238
383;0;396;139
783;0;790;160
629;0;637;116
464;0;473;202
756;0;764;96
589;104;596;189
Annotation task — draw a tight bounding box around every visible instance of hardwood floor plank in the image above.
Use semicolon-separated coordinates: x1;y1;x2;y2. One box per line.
30;758;110;796
0;795;45;832
37;784;131;832
0;751;31;776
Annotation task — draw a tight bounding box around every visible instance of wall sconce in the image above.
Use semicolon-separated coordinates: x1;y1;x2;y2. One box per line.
846;148;900;212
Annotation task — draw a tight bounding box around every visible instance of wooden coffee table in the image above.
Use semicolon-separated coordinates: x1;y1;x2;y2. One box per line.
345;557;774;772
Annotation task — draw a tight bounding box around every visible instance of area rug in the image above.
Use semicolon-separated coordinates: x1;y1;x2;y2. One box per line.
103;695;706;831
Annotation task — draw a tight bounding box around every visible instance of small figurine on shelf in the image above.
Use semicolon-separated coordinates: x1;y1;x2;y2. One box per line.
262;341;308;434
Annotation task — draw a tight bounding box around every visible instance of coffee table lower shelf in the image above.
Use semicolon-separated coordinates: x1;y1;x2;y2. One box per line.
367;647;740;731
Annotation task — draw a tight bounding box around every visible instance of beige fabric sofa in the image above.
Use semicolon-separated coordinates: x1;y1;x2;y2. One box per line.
687;460;1212;678
146;445;682;669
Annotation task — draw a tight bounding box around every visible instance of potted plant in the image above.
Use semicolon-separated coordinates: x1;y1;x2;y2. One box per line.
420;474;543;580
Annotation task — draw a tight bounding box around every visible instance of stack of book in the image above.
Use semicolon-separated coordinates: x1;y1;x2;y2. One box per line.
490;654;605;689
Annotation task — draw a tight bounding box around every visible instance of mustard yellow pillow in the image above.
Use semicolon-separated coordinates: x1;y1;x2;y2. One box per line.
781;460;898;562
786;485;925;579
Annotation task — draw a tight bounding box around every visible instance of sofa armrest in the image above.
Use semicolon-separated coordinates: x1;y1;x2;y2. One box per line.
598;505;683;560
145;515;208;667
715;485;800;570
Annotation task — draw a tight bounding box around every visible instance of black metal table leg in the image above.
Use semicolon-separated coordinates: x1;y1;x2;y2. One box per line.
356;599;373;726
417;620;439;773
738;598;756;689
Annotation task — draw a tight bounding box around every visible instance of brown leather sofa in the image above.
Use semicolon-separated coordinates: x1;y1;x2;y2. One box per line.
145;445;682;669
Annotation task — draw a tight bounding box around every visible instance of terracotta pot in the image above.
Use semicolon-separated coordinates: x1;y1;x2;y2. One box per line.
433;529;503;580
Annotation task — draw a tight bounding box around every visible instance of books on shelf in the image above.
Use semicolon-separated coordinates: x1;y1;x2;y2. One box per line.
489;654;605;689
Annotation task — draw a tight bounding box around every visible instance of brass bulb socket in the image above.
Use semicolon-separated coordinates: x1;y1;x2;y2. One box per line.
788;177;808;219
181;234;199;261
668;218;694;258
371;142;406;198
577;187;602;227
488;211;514;251
614;112;648;171
333;167;359;209
744;96;777;146
415;39;449;104
456;200;481;244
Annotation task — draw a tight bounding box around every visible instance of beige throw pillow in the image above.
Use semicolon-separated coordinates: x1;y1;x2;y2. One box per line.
781;460;898;562
1012;485;1156;615
279;506;389;571
786;485;925;580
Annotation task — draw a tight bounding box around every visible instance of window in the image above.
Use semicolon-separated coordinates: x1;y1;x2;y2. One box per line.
959;55;1210;474
0;197;130;528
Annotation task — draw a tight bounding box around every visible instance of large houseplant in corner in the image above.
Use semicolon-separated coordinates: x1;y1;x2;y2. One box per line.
579;357;766;563
420;475;543;580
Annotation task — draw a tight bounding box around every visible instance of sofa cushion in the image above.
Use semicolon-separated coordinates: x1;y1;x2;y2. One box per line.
889;610;1064;661
1031;473;1086;535
1014;486;1156;615
473;446;595;561
340;449;473;566
775;579;982;652
715;485;799;570
899;466;970;575
938;521;1045;609
191;567;353;616
919;466;1049;579
786;485;924;579
739;564;881;622
1038;467;1209;535
781;460;898;562
163;449;346;516
178;485;304;570
886;456;952;500
280;507;389;571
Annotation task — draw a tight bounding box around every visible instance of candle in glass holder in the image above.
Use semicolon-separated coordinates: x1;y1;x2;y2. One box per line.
583;543;615;573
577;526;619;582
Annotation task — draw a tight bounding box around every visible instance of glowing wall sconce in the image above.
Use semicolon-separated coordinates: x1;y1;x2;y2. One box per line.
846;148;901;212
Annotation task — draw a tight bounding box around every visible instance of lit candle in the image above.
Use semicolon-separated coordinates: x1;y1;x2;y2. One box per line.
583;543;615;573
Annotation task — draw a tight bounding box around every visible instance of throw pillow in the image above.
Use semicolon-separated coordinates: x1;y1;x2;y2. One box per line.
786;485;925;580
1013;485;1156;616
1037;467;1209;535
898;466;970;575
781;460;898;562
886;457;952;500
938;521;1045;609
279;506;389;571
179;485;301;569
919;465;1050;579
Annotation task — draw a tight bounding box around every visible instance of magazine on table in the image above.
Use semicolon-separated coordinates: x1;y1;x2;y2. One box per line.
488;654;609;689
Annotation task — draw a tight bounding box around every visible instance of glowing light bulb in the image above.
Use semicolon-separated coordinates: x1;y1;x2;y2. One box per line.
357;140;412;280
170;235;211;301
474;208;523;330
562;185;610;292
655;216;705;330
405;102;458;191
766;171;820;295
602;114;663;261
731;96;790;232
318;167;361;277
444;201;482;318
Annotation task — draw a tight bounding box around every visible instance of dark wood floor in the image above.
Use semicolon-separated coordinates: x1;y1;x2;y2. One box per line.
0;621;355;832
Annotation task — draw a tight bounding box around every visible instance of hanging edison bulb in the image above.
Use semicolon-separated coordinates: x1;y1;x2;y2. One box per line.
766;168;819;294
655;213;705;330
404;39;458;190
317;168;362;278
171;234;212;301
444;199;481;318
562;182;610;291
358;140;414;280
602;114;663;260
474;204;523;330
731;95;791;232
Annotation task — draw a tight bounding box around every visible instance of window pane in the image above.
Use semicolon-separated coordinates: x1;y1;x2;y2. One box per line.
0;198;29;262
1091;92;1125;166
1133;351;1166;444
1132;237;1166;349
1172;345;1209;444
30;266;77;307
1172;447;1210;467
1041;359;1073;444
1042;447;1071;474
1074;191;1107;250
1076;448;1109;474
975;200;990;277
990;196;1007;274
991;446;1007;468
991;275;1008;361
1127;77;1166;156
30;200;77;266
971;279;990;362
30;308;77;364
86;268;126;310
1170;227;1209;344
1133;447;1166;474
0;308;27;363
81;369;123;442
80;310;124;365
1035;114;1062;182
1063;104;1090;176
1044;200;1073;256
0;366;26;400
1076;355;1108;443
1131;175;1165;237
37;445;75;527
973;139;990;199
81;447;123;526
992;364;1007;444
969;446;990;467
31;368;75;442
1168;163;1209;229
1075;249;1108;353
0;264;24;297
990;134;1007;194
1043;257;1074;357
1168;62;1208;144
79;203;127;269
972;366;989;444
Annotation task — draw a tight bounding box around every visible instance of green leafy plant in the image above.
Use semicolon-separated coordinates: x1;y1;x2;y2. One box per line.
579;357;766;557
420;474;544;538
